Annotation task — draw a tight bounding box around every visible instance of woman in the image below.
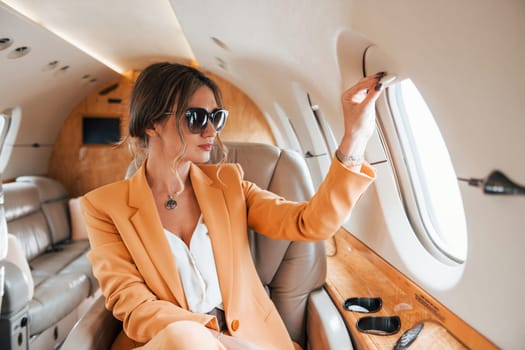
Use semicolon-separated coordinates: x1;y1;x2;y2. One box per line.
81;62;383;349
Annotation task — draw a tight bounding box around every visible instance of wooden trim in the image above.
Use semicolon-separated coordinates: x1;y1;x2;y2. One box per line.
325;228;499;349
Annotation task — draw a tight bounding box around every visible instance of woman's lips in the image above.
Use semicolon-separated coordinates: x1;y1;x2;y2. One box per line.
199;144;213;151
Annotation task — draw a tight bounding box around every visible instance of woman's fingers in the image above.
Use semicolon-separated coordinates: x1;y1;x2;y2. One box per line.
342;73;384;105
361;80;384;105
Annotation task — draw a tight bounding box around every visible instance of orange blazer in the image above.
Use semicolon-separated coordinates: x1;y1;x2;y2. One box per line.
81;157;375;349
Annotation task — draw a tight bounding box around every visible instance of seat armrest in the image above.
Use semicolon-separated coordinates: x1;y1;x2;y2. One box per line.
0;261;30;315
61;294;121;350
307;288;354;350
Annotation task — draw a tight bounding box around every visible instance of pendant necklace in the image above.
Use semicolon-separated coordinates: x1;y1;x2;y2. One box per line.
165;195;178;210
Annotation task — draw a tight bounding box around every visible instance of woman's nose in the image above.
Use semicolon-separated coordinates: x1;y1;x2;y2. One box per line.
202;121;217;137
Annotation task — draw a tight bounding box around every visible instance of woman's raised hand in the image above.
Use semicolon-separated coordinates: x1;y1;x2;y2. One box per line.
337;73;386;162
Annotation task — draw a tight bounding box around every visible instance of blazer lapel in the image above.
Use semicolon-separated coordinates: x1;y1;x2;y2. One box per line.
128;161;188;309
190;163;234;314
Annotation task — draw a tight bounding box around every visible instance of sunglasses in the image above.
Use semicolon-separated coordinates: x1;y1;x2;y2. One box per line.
164;108;229;134
167;108;228;135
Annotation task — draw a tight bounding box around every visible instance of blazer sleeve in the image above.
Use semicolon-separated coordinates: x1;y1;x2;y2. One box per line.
81;195;218;344
244;155;375;241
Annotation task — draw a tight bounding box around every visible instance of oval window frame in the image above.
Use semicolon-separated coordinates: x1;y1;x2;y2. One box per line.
376;79;468;265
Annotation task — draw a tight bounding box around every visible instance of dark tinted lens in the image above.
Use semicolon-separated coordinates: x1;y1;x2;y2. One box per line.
185;109;208;134
185;108;229;134
211;109;228;132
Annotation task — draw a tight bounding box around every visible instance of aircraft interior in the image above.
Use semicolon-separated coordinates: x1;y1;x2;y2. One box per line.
0;0;524;349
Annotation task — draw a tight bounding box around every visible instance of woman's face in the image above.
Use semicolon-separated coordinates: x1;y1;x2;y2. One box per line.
150;85;220;163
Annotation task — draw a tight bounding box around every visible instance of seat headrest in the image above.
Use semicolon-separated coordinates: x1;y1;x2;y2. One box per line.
16;176;68;203
210;142;281;190
125;142;314;201
3;182;41;222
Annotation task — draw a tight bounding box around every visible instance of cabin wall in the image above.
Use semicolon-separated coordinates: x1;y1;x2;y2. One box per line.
48;70;275;197
344;3;525;349
172;0;525;347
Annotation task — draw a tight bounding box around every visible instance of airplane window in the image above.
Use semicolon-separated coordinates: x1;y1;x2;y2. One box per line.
384;79;468;264
0;109;16;176
307;93;337;155
272;102;302;153
0;113;9;156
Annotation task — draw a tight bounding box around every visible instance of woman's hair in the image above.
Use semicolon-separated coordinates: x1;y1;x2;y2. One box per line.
128;62;228;180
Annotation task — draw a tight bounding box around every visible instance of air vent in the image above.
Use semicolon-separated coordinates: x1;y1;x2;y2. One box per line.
42;60;60;72
99;83;119;95
215;57;227;70
0;38;13;51
8;46;31;59
211;37;230;51
54;64;71;77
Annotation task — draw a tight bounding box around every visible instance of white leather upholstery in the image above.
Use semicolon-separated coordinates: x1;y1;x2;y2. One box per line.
1;176;95;347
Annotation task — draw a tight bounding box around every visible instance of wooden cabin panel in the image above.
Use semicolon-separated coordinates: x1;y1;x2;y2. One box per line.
326;228;498;349
207;72;276;146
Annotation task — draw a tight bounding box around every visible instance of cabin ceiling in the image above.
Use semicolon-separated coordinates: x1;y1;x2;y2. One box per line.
1;0;195;73
1;0;366;152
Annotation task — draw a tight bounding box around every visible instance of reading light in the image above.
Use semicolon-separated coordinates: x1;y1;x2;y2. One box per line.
459;170;525;195
7;45;31;59
0;37;13;50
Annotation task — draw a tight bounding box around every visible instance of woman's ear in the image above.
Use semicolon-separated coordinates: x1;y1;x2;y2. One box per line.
145;125;158;138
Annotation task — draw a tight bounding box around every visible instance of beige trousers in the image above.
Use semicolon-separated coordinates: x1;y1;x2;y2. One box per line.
135;321;226;350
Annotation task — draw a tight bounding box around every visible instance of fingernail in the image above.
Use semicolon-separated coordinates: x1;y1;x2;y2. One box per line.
374;83;383;91
375;71;386;78
379;75;396;85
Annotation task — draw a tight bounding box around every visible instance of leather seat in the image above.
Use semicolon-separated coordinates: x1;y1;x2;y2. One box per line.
62;142;353;350
1;176;95;349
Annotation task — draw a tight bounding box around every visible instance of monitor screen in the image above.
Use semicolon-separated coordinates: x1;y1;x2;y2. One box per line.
82;116;121;145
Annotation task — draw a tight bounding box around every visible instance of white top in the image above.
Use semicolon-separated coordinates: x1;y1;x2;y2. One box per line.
164;215;223;313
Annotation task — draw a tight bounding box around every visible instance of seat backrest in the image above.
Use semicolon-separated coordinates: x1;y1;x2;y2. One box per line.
124;142;327;347
3;181;52;261
16;176;71;245
209;142;327;347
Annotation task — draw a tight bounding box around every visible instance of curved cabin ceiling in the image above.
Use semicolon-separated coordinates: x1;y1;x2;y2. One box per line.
1;0;195;73
0;2;119;178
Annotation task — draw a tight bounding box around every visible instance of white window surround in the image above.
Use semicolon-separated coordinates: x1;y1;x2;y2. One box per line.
0;114;9;156
288;83;331;188
352;159;465;291
382;79;468;265
0;107;21;176
357;88;466;291
272;102;302;154
307;94;338;157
